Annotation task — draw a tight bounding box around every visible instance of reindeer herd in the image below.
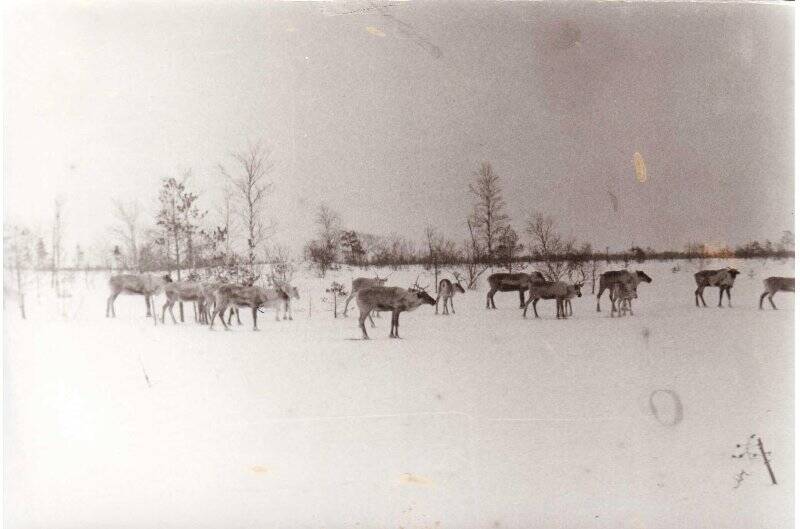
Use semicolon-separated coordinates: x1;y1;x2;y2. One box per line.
104;265;795;339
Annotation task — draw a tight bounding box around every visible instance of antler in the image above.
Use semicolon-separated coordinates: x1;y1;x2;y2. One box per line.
452;270;464;282
411;275;430;291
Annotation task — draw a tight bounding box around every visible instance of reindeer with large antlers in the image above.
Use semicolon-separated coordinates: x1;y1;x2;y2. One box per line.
435;271;466;315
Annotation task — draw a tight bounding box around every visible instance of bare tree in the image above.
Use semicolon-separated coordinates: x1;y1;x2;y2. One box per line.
305;203;342;277
425;225;444;289
463;216;489;290
220;143;275;268
4;226;32;319
469;162;509;264
526;212;574;281
110;199;141;271
51;198;64;295
216;184;236;257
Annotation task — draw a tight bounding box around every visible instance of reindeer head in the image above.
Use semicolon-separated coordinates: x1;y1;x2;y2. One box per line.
409;275;434;303
727;268;740;279
162;274;173;283
413;289;437;306
572;282;584;297
635;271;653;283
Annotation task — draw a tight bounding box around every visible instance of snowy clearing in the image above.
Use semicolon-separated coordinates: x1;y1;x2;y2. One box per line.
4;258;794;529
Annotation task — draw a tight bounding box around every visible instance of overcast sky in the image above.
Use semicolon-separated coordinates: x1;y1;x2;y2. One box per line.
3;1;794;259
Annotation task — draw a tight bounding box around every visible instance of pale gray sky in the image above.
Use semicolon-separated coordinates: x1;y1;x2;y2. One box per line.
3;1;794;259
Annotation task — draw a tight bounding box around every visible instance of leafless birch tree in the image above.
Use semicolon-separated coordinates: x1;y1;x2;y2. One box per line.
220;143;275;268
469;162;509;264
110;198;141;271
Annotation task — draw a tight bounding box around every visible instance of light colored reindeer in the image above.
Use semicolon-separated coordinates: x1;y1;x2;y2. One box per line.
161;281;208;324
759;277;794;310
342;273;390;317
106;273;172;319
355;281;436;339
694;267;740;308
522;279;583;319
435;272;465;315
610;282;637;317
209;284;291;331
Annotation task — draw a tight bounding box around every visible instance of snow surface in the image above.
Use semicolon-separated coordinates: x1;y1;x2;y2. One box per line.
4;259;795;528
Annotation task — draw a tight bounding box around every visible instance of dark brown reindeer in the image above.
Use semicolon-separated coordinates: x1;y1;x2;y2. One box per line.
106;273;172;319
596;270;652;314
356;277;436;339
759;277;794;310
694;267;740;308
435;271;465;315
486;271;545;309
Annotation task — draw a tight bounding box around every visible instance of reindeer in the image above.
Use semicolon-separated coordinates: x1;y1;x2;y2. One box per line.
486;271;545;309
759;277;794;310
106;273;172;318
280;285;300;320
596;270;652;314
522;279;583;319
209;284;290;331
342;273;390;317
435;272;465;315
610;281;637;317
355;281;436;339
161;281;208;324
694;267;740;308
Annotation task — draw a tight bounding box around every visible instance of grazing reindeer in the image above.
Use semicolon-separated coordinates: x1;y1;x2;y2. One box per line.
106;273;172;318
356;278;436;339
435;272;465;315
759;277;794;310
342;274;389;316
596;270;652;313
694;267;740;308
522;279;583;319
610;282;637;317
486;271;545;309
161;281;208;324
209;284;289;331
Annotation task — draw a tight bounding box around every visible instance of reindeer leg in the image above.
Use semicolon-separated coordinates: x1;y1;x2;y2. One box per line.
533;298;540;319
253;307;259;331
726;287;732;308
107;293;119;318
392;310;401;339
144;294;152;317
596;285;605;312
518;289;526;309
487;289;496;309
769;293;778;310
342;291;357;317
759;291;768;309
359;311;369;339
368;311;376;328
435;294;440;314
522;293;533;318
450;297;456;314
717;287;724;308
696;286;707;307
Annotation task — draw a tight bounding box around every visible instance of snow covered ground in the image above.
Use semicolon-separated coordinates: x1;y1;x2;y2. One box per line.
4;258;795;528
